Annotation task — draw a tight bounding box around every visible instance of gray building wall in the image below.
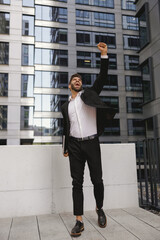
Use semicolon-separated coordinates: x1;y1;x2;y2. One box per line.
135;0;160;137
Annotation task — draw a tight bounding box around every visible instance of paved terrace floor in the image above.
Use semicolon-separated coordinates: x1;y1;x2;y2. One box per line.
1;207;160;240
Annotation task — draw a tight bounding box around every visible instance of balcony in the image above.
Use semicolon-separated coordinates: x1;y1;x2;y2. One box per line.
0;144;160;239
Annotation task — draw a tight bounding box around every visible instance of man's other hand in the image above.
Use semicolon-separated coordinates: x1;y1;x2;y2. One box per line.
97;42;108;56
63;152;69;157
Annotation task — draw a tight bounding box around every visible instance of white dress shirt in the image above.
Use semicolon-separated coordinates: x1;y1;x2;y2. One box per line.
68;91;97;138
68;55;108;138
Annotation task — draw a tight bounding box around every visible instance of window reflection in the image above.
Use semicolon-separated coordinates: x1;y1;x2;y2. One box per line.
34;118;63;136
121;0;136;11
35;26;67;44
35;5;67;23
21;106;33;130
34;94;68;112
22;44;34;66
35;49;68;66
0;12;10;34
123;35;140;50
0;105;7;130
76;10;115;28
124;55;139;71
21;75;34;97
76;0;114;8
100;96;119;112
125;76;142;92
103;119;120;136
77;52;117;69
0;0;10;4
79;73;118;91
22;15;34;36
76;30;115;48
23;0;34;7
128;119;145;136
126;97;143;113
122;15;139;30
0;42;9;64
137;3;150;49
0;73;8;96
35;71;68;88
141;58;154;103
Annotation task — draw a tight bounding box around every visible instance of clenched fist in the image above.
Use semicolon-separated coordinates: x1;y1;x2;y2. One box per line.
97;42;108;56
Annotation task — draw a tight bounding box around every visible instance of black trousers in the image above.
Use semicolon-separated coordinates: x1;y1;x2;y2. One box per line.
68;136;104;216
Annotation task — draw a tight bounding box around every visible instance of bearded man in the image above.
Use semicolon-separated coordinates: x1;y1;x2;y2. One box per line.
61;42;117;237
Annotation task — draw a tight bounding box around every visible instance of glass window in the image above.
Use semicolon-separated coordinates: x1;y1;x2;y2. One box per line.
141;58;154;103
0;73;8;96
76;0;114;8
21;106;34;130
35;5;67;23
0;42;9;64
22;15;34;36
35;26;67;44
103;119;120;136
126;97;143;113
79;73;118;90
137;3;150;49
76;10;115;28
21;75;34;97
124;55;139;71
100;96;119;112
77;51;116;69
121;0;136;11
0;105;7;130
122;15;139;30
34;118;63;136
76;30;116;48
34;94;68;112
128;119;145;136
123;35;140;50
0;0;10;4
22;44;34;66
35;49;68;66
125;76;142;91
23;0;34;7
0;12;10;34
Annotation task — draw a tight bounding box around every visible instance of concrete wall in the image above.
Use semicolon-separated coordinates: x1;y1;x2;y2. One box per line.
0;144;139;218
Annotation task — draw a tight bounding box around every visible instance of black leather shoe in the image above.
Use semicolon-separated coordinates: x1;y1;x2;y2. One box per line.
96;208;107;228
71;220;84;237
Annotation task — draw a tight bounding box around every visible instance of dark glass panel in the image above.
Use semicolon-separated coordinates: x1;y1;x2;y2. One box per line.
0;73;8;96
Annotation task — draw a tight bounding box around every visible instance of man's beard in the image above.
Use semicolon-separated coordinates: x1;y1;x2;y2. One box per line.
71;83;82;92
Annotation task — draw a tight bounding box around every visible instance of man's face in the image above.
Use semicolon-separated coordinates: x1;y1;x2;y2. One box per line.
69;77;82;92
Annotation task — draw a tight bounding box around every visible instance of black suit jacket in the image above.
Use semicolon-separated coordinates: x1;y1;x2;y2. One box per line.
61;58;117;154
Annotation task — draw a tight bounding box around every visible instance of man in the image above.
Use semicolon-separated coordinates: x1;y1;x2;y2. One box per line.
61;42;117;237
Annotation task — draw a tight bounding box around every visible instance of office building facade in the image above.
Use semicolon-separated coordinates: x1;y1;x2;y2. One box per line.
135;0;160;139
0;0;145;145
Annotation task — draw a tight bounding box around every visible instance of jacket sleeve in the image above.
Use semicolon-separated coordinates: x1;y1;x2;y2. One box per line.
61;108;68;155
91;58;109;95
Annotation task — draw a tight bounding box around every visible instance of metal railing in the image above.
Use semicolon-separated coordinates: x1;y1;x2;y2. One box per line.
137;138;160;211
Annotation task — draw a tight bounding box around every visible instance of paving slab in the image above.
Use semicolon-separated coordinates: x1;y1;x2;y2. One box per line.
37;214;72;240
9;216;39;240
0;218;12;240
60;212;105;240
85;210;139;240
106;209;160;240
123;207;160;229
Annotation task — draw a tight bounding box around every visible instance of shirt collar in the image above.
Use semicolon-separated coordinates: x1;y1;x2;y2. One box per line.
68;90;83;102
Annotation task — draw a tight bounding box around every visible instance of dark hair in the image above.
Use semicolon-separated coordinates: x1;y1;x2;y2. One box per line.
69;73;82;84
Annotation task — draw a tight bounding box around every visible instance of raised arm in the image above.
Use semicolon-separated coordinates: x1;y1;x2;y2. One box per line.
91;42;109;95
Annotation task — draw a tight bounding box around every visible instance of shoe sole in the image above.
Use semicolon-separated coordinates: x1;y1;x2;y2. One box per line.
70;227;84;237
98;221;107;228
